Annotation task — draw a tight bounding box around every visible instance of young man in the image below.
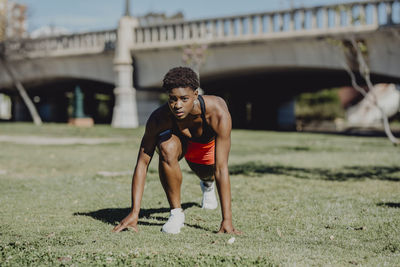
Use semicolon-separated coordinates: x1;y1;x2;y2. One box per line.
113;67;240;234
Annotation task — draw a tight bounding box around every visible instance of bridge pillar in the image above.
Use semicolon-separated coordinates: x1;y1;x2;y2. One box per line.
111;16;139;128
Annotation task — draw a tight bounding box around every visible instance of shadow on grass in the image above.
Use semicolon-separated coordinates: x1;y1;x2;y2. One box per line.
229;162;400;181
74;202;210;231
280;146;311;152
377;202;400;208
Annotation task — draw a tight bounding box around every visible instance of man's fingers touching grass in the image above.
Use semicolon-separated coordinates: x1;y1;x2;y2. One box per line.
112;224;123;233
113;223;139;233
217;228;242;235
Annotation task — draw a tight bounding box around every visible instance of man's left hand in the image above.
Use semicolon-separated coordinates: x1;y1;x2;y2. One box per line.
217;219;242;234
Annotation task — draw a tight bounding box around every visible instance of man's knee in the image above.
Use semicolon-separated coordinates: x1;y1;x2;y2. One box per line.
158;137;181;164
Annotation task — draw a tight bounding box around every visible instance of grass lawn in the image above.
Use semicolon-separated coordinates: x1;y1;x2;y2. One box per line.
0;123;399;266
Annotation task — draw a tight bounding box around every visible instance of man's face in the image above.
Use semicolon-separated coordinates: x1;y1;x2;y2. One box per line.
167;87;198;120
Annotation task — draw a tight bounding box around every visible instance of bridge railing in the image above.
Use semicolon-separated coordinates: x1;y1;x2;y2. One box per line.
133;0;399;49
1;1;398;57
2;29;117;58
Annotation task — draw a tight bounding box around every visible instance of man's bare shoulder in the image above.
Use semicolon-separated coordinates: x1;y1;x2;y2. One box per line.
202;95;229;116
146;104;173;133
202;95;231;135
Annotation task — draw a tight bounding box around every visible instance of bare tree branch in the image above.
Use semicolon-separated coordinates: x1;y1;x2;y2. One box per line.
182;43;209;94
341;37;399;146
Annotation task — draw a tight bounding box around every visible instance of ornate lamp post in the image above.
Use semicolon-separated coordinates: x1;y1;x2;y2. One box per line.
111;0;139;128
125;0;131;17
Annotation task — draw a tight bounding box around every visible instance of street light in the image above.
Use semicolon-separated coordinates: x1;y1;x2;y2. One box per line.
125;0;131;17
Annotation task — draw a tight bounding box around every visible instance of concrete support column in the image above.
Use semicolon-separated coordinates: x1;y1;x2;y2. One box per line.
112;16;139;128
112;63;138;127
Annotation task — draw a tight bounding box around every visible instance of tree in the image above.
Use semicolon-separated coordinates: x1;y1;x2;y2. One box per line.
182;43;208;75
334;37;399;146
0;42;42;125
181;43;209;95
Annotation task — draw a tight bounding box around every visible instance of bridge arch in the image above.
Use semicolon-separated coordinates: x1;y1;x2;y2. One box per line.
5;78;115;123
0;53;115;89
1;0;399;127
199;66;400;129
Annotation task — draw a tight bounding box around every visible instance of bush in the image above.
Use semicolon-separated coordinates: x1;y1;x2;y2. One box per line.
295;88;345;121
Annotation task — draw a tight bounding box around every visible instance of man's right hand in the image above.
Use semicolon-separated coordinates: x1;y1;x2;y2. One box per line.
112;212;139;233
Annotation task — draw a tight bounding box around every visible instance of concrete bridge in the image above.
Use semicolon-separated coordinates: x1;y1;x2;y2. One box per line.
0;0;399;128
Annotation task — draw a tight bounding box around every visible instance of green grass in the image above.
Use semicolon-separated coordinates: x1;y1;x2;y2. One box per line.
1;123;400;266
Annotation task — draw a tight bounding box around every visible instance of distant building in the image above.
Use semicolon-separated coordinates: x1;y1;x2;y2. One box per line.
30;25;70;38
138;11;184;26
0;0;28;41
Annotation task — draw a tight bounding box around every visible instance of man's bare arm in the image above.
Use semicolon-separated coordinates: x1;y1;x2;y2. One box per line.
113;116;158;233
210;97;241;234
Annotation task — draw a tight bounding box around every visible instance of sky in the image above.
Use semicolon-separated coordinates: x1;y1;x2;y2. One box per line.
19;0;359;33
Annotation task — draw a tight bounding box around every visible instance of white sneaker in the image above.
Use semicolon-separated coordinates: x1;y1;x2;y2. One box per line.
200;181;218;210
162;208;185;234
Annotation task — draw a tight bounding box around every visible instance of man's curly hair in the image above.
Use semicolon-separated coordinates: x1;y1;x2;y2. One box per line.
162;67;199;91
